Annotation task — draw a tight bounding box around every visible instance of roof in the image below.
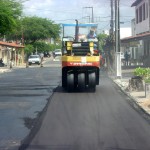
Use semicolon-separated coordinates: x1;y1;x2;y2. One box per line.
131;0;142;7
121;32;150;42
0;41;24;48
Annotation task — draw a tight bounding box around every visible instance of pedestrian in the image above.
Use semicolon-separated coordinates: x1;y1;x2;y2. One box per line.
124;51;130;66
25;54;29;68
10;59;13;69
40;53;44;67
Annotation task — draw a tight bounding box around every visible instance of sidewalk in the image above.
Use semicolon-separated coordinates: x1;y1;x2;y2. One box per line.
109;68;150;116
0;57;53;74
0;63;26;73
0;67;12;73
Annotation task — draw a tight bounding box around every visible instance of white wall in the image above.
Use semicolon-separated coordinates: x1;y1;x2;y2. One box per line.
135;0;150;34
131;19;136;36
136;19;149;34
120;28;131;39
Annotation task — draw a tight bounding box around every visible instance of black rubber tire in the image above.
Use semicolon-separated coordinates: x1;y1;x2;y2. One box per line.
89;72;96;92
62;69;67;88
67;73;74;92
78;73;86;91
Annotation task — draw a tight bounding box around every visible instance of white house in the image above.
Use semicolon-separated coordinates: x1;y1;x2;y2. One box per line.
121;0;150;66
132;0;150;34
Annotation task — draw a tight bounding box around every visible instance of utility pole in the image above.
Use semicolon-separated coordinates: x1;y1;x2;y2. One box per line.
109;0;115;72
110;0;114;36
75;19;79;42
115;0;120;53
83;7;94;23
115;0;121;77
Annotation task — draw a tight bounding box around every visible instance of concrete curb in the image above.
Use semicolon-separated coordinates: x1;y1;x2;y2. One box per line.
112;78;150;122
0;68;12;73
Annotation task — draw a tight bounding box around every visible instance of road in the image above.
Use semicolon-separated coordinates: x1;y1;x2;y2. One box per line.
1;59;150;150
0;59;61;149
20;64;150;150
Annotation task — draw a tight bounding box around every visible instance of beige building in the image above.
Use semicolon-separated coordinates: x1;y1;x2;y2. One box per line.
0;41;24;67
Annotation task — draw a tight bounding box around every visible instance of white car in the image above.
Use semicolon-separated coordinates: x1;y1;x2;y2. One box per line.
53;49;62;57
28;55;41;65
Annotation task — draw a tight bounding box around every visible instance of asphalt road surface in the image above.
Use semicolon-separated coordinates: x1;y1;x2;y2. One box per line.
21;66;150;150
0;59;61;149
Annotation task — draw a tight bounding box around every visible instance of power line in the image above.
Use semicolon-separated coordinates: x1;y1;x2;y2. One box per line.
23;7;82;15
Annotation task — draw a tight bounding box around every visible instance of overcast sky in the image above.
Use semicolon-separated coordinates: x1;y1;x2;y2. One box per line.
23;0;135;32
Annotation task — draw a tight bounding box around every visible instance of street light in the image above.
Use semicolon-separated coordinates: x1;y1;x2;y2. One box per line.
82;16;91;23
83;7;94;23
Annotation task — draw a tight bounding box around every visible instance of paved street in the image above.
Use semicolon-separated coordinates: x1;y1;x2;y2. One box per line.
22;67;150;150
0;58;61;149
0;59;150;150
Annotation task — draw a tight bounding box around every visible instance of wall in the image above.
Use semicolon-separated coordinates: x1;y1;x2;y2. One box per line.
135;0;150;34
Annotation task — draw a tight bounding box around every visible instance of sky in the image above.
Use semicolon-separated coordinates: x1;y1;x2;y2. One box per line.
23;0;135;34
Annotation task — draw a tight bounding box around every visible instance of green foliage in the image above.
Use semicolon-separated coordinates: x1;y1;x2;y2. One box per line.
97;33;108;51
24;44;34;55
33;41;51;53
0;0;22;35
21;16;61;44
134;67;150;83
25;41;61;54
105;35;114;48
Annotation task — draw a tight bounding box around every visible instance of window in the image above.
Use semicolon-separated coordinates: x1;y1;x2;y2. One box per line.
146;3;148;18
143;3;145;20
139;6;142;22
136;9;139;23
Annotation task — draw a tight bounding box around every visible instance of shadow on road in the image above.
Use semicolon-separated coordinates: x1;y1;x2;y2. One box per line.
53;85;97;93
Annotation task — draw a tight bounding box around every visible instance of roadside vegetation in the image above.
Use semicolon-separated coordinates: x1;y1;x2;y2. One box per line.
97;33;114;69
0;0;61;55
134;67;150;83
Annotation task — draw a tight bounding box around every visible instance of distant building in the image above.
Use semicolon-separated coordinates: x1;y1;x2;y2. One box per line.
120;27;131;39
132;0;149;34
0;41;24;67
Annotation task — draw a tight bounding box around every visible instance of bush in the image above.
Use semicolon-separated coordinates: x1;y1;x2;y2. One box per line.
134;67;150;83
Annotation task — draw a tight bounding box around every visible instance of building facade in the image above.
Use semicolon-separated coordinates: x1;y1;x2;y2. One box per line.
121;0;150;66
0;41;24;67
133;0;150;34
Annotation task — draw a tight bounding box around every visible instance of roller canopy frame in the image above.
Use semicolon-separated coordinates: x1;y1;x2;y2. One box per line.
62;23;98;27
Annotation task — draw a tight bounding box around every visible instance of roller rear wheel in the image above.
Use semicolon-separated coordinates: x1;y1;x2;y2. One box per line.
67;73;74;92
88;72;96;92
78;73;86;91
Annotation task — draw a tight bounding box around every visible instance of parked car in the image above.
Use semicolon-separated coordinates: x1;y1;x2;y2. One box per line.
53;49;62;57
28;55;41;65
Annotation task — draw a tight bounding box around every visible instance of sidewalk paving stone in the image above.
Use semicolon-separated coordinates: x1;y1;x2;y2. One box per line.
109;69;150;116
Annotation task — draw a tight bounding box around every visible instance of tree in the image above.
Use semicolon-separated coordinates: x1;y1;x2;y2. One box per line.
32;41;51;53
97;33;108;52
24;44;34;55
0;0;23;35
97;33;115;69
103;34;115;69
21;17;61;44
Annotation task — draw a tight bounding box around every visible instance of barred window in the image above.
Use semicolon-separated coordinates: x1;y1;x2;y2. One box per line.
136;9;139;23
143;3;145;20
